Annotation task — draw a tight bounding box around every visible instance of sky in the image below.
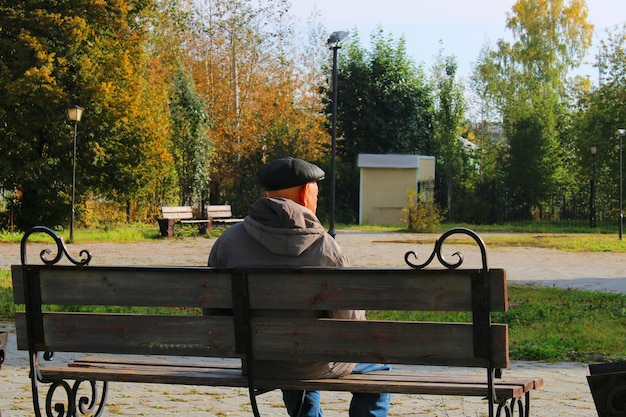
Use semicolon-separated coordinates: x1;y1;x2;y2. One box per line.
289;0;625;84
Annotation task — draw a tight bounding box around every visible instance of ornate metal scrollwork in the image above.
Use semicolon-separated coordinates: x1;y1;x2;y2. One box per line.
30;354;108;417
38;378;108;417
404;227;488;271
72;380;108;416
496;396;525;417
45;380;74;417
20;226;91;266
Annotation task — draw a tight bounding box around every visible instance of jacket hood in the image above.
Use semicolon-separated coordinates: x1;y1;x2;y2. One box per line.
243;197;326;257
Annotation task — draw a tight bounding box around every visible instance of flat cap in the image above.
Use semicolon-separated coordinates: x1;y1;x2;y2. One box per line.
259;157;325;191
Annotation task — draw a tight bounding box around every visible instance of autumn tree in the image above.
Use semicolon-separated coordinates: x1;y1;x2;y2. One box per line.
0;0;183;229
0;1;88;228
180;0;327;215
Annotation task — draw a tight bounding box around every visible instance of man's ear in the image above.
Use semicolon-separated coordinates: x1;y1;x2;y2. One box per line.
299;184;309;206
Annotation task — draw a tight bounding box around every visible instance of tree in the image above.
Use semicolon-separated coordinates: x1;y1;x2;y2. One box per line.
472;0;593;220
0;1;88;228
328;28;434;222
573;25;626;221
169;67;212;206
431;53;467;221
0;0;180;228
179;0;327;215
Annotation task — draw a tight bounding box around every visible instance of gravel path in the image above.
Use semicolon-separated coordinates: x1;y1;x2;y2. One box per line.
1;230;624;416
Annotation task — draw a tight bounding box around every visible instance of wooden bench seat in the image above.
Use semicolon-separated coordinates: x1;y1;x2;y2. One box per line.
12;226;543;417
57;357;542;397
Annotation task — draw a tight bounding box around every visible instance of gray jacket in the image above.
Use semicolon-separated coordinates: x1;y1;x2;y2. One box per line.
208;197;363;379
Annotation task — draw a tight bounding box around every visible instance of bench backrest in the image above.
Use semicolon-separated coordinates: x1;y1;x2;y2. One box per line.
161;206;194;220
12;265;508;369
205;205;233;218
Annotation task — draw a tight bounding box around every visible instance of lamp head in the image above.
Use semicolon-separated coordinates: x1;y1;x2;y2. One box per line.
68;105;84;122
616;129;626;137
327;31;349;47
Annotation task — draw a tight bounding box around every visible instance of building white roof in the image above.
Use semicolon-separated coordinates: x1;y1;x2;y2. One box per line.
357;154;434;169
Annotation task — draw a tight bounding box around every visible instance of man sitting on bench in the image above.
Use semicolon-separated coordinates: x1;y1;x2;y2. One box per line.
208;157;390;417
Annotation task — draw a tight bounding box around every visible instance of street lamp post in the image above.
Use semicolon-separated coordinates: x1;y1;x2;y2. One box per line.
68;105;84;241
326;30;348;239
589;145;597;228
616;129;625;239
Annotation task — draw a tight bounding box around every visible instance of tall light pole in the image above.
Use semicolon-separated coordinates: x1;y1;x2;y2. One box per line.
68;105;84;241
327;30;348;239
616;129;625;239
589;145;597;228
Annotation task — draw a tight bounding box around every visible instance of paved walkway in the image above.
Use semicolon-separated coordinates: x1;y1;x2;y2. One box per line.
2;230;624;416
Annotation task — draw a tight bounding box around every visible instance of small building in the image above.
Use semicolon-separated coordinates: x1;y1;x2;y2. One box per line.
357;154;435;225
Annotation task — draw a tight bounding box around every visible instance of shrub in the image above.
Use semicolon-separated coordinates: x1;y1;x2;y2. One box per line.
402;189;443;232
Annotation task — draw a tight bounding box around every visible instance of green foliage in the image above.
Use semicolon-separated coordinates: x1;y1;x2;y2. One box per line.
506;114;552;218
335;29;434;163
431;53;470;221
0;270;15;319
572;25;626;221
471;0;593;222
402;189;443;232
323;28;434;223
169;67;212;206
0;0;177;229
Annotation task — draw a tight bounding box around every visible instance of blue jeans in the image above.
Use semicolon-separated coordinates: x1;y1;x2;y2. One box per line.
282;364;391;417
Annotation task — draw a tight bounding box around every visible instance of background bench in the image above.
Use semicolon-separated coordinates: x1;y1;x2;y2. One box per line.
158;206;199;236
158;205;242;236
12;226;543;417
204;204;244;232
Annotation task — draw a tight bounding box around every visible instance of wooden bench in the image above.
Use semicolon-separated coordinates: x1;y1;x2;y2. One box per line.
159;205;243;236
204;204;244;232
158;206;201;236
12;226;543;417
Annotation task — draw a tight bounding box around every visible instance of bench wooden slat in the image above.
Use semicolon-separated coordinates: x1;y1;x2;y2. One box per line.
72;357;241;371
205;205;234;218
16;313;238;357
39;365;248;387
251;318;509;368
16;266;506;312
161;206;194;220
24;267;233;308
73;357;540;391
248;268;507;312
40;361;531;400
257;374;526;397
